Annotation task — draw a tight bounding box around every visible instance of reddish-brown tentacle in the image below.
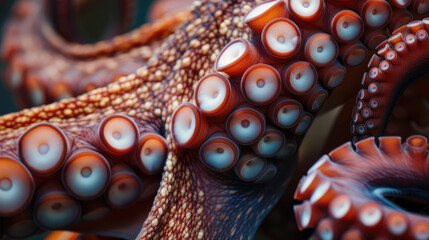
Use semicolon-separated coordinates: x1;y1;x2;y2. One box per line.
1;0;429;239
0;75;166;238
294;135;429;239
1;0;190;107
351;18;429;142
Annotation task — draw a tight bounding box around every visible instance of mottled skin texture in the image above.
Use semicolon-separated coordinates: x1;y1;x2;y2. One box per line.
2;0;429;239
138;1;298;238
292;18;429;240
2;0;298;239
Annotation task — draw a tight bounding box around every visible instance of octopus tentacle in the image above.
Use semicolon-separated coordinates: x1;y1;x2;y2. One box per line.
0;0;290;238
1;0;190;107
1;0;429;239
170;0;375;189
0;67;165;237
160;0;429;238
352;18;429;141
294;135;429;239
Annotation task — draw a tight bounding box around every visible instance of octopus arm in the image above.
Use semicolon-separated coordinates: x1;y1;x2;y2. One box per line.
294;135;429;239
1;0;189;107
352;19;429;141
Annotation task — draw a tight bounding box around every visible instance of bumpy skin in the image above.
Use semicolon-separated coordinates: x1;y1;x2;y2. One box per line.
294;135;429;239
1;0;429;239
293;13;429;240
1;0;292;239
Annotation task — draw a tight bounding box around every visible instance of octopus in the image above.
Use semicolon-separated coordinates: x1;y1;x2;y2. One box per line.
0;0;428;239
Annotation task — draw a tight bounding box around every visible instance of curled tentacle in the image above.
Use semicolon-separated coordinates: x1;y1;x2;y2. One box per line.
294;136;429;239
3;0;429;239
352;18;429;141
1;0;189;107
